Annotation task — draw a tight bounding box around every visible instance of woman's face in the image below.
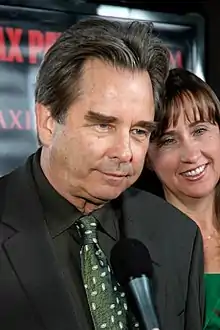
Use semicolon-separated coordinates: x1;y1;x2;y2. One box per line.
148;107;220;200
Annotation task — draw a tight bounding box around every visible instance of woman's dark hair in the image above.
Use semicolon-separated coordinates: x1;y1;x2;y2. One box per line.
153;68;220;135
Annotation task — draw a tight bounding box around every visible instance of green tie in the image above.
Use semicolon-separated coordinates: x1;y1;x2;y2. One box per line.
76;215;138;329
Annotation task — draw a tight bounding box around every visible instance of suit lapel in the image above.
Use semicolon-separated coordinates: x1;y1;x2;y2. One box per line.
2;159;81;330
119;189;168;328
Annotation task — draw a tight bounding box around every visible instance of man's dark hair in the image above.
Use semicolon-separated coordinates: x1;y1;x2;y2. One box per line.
35;17;169;122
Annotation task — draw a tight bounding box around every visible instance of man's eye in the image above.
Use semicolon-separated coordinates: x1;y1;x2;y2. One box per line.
132;128;149;137
96;123;111;130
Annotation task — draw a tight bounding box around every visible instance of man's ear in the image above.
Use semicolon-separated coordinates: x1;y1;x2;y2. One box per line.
35;103;56;146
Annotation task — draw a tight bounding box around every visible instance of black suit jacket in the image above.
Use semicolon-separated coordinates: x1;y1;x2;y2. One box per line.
0;155;204;330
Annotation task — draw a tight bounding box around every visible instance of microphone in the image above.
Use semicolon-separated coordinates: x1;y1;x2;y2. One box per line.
110;238;160;330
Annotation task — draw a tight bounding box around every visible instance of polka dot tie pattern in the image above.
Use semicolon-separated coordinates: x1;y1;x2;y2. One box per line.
76;215;139;330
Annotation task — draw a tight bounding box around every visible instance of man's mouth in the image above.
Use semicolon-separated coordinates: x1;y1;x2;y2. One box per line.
103;172;128;178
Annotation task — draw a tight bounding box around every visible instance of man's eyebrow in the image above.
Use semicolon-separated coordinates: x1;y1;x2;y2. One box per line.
84;111;119;124
84;111;157;132
135;120;157;133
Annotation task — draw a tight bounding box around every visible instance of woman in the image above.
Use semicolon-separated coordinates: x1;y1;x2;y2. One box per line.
147;68;220;329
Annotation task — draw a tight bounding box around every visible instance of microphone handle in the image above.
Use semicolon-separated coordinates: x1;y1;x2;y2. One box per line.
128;275;160;330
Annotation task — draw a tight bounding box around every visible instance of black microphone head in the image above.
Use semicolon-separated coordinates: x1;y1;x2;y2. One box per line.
110;238;153;287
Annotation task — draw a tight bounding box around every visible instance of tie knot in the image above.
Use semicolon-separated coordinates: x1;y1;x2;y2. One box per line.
76;215;98;244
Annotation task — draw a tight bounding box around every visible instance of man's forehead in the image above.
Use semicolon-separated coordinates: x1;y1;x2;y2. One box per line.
81;58;151;84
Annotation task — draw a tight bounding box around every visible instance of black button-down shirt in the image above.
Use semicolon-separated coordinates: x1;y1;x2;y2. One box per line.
32;151;121;330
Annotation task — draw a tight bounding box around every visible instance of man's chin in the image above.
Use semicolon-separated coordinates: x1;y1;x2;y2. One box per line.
91;186;127;203
86;175;135;203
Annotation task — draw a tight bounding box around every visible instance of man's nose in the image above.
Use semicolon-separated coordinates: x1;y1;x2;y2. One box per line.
112;133;133;163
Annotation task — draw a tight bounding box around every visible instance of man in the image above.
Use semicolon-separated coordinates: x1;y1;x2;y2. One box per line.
0;17;204;330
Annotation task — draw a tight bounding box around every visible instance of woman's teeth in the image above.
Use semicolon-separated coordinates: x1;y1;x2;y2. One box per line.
182;165;206;177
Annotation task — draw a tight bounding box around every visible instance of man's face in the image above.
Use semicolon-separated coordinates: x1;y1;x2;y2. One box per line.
37;59;155;203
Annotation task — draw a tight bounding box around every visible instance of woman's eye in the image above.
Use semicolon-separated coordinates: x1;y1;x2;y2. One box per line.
160;137;176;146
194;127;207;135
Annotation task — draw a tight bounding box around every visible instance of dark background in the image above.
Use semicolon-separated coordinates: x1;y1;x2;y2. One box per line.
88;0;219;97
0;0;219;95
